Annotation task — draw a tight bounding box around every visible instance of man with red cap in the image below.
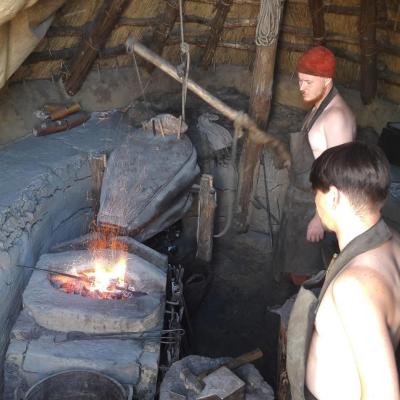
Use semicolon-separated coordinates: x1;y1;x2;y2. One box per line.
273;46;356;286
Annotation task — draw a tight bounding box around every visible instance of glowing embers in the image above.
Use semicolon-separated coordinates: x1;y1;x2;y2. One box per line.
48;256;136;300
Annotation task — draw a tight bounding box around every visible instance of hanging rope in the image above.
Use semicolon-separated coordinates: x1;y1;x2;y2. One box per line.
213;113;247;238
131;51;149;105
255;0;284;47
178;0;190;123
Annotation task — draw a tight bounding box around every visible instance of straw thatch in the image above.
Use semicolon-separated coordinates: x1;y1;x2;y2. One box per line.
8;0;400;103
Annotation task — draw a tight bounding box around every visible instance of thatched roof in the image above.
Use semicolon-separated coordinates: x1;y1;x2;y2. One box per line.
2;0;400;103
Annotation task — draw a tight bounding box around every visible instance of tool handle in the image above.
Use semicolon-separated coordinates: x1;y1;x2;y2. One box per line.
197;348;263;380
50;103;81;120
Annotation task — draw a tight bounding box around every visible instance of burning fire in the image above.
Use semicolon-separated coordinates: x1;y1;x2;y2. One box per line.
84;256;127;293
50;227;136;300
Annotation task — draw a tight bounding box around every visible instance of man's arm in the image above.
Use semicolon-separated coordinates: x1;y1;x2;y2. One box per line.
332;269;400;400
306;106;355;243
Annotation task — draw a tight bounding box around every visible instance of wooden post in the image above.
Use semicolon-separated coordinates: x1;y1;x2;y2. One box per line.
89;154;107;217
308;0;325;45
63;0;131;96
201;0;234;69
196;174;217;263
143;0;185;73
359;0;377;104
235;0;285;233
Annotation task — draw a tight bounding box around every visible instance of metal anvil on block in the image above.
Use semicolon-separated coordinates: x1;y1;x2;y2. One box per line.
196;366;246;400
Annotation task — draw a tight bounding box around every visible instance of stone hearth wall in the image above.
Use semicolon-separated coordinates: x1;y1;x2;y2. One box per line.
0;111;128;379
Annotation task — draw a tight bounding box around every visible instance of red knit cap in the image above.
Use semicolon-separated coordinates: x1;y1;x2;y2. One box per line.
297;46;336;78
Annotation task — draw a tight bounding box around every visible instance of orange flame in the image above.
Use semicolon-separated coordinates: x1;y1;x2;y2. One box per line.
85;256;127;292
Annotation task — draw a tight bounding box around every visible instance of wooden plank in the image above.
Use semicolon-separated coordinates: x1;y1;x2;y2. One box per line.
89;153;107;217
308;0;325;45
359;0;377;104
63;0;131;96
201;0;234;68
196;174;217;263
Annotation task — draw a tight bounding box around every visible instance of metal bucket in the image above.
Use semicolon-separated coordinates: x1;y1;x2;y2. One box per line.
24;370;133;400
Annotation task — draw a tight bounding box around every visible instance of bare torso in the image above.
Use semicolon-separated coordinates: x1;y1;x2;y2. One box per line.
306;231;400;399
308;92;356;159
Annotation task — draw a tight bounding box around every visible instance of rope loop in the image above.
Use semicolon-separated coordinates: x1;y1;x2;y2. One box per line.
255;0;284;47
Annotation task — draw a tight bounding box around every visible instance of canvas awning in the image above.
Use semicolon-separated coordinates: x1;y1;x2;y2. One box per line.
0;0;65;89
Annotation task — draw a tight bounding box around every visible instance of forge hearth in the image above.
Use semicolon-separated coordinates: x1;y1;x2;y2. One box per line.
5;244;168;400
23;249;165;334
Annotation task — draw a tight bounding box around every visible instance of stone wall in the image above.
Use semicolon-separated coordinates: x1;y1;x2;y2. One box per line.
0;111;127;379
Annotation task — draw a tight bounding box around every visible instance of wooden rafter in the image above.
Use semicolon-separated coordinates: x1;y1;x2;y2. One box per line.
201;0;234;69
359;0;377;104
143;0;185;73
308;0;325;45
63;0;131;96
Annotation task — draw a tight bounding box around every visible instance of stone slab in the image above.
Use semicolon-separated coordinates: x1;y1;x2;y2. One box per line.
4;311;160;400
23;249;166;333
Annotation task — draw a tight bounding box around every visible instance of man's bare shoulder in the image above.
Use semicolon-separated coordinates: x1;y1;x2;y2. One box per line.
323;103;355;125
332;236;400;328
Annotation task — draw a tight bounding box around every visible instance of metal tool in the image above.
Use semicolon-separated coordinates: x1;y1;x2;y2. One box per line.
15;264;147;296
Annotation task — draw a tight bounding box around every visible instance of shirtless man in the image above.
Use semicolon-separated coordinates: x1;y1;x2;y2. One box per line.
273;46;356;285
304;142;400;400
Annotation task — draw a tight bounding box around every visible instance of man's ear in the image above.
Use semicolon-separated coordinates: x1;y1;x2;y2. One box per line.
324;78;332;87
328;186;340;208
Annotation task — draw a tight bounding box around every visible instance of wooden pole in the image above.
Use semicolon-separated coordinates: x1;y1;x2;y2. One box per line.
235;0;285;233
125;37;291;165
196;175;217;263
201;0;234;68
308;0;325;45
359;0;377;104
63;0;131;96
89;154;107;217
143;0;185;73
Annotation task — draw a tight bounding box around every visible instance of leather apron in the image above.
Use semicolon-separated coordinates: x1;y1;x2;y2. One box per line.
286;219;393;400
272;87;338;281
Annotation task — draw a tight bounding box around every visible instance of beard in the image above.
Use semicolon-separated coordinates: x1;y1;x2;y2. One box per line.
302;89;327;107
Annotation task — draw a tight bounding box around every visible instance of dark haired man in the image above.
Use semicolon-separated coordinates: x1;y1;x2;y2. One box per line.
287;142;400;400
273;46;356;285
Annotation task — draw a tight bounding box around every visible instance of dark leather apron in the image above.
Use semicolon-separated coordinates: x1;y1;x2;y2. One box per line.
286;219;392;400
272;87;338;280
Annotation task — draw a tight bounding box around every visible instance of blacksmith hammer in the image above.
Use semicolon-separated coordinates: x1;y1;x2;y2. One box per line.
179;348;263;396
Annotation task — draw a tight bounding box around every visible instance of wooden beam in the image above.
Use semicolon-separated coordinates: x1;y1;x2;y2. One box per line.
143;0;185;73
188;0;259;4
324;4;359;16
196;174;217;263
201;0;234;69
63;0;131;96
308;0;325;45
235;0;285;233
359;0;377;104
